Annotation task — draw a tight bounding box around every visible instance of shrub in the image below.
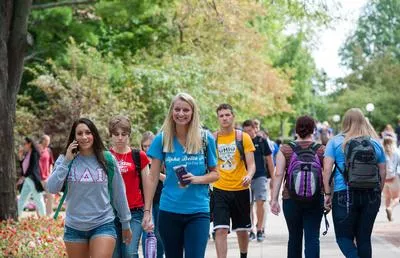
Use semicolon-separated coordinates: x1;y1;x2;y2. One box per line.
0;216;66;257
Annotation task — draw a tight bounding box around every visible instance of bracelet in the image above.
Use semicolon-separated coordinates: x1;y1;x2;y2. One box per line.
144;210;151;213
324;192;332;196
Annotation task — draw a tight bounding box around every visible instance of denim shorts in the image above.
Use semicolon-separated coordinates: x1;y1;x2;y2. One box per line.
64;221;117;243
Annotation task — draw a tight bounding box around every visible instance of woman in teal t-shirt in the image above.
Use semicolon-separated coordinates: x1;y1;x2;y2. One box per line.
142;93;219;258
323;108;386;258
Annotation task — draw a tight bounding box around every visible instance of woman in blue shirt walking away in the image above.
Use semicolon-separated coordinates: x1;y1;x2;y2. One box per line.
323;108;386;258
141;92;219;258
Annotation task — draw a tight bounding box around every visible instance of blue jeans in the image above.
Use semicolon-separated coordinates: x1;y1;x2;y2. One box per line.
332;189;381;258
158;210;210;258
64;221;117;243
142;203;164;258
113;208;144;258
283;196;324;258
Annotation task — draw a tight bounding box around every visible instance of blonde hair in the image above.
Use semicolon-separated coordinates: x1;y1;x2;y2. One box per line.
384;124;394;133
141;131;154;149
342;108;379;149
161;93;202;154
383;136;396;157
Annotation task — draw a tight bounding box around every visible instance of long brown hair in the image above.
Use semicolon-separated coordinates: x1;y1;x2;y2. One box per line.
65;118;107;171
341;108;379;149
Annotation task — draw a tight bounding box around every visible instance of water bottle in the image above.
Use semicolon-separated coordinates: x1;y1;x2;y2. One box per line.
145;232;157;258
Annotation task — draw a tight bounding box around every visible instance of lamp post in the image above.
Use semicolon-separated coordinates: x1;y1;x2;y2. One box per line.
366;103;375;124
332;114;340;134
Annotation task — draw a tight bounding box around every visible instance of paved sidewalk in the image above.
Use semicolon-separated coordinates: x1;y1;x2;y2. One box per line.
205;202;400;258
21;200;400;257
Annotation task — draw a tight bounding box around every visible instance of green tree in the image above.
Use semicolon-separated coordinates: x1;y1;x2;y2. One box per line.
340;0;400;70
334;53;400;131
335;0;400;130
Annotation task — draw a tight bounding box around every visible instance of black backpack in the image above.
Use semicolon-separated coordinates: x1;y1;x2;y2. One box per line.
335;136;380;189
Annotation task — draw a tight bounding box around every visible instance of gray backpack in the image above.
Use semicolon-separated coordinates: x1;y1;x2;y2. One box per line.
341;136;380;189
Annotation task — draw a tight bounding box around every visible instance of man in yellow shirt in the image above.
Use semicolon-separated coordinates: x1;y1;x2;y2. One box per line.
212;104;256;258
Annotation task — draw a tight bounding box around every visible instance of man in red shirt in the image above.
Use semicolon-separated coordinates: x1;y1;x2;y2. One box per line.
109;115;150;258
39;135;54;216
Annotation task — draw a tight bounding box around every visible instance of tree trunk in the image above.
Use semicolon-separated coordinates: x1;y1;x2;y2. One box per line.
0;0;32;220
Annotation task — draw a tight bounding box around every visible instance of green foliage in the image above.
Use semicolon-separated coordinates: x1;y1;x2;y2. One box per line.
22;41;146;149
18;0;337;142
94;0;176;57
340;0;400;70
333;53;400;131
273;33;318;115
252;1;336;134
334;0;400;131
28;7;100;62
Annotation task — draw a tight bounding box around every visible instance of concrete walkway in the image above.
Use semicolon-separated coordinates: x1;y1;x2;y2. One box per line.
205;201;400;258
21;199;400;257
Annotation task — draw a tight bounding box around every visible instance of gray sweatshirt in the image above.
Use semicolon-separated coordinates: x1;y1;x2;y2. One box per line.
47;154;131;230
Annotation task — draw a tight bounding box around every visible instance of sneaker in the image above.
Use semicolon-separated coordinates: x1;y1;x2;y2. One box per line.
249;232;256;241
256;231;264;242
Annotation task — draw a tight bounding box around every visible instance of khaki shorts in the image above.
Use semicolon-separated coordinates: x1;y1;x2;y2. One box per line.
251;176;268;202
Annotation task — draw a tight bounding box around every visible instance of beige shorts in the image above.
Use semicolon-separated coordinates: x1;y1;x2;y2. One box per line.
384;176;400;195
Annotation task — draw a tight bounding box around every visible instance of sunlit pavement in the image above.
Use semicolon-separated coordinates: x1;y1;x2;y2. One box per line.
205;199;400;258
21;198;400;257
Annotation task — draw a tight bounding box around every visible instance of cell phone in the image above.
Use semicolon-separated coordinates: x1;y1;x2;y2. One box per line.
72;140;79;154
173;165;190;186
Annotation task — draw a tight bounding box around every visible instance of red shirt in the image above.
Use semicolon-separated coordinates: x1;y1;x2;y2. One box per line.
39;147;54;180
110;148;150;209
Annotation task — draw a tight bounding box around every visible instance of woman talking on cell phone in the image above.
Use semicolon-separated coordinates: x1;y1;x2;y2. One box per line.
141;93;219;258
47;118;132;258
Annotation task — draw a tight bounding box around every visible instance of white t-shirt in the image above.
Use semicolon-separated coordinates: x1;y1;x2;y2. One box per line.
385;149;400;179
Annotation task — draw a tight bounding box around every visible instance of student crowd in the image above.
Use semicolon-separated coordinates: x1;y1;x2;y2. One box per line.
17;92;399;258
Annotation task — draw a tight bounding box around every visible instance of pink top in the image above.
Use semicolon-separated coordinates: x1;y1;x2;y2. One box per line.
39;147;54;180
22;151;31;175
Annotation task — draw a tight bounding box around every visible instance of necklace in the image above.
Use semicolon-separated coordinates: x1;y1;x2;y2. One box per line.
113;147;130;163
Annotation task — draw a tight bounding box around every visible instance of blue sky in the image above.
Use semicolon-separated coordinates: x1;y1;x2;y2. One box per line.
311;0;368;81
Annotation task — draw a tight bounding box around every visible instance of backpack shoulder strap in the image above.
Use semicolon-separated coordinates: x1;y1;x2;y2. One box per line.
53;159;74;220
235;129;244;158
235;129;247;168
201;129;209;173
287;141;299;152
309;142;322;153
131;148;144;200
213;131;219;158
329;161;345;186
132;148;142;174
103;150;116;206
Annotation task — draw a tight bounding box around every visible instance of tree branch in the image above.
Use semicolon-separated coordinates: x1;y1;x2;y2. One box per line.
24;51;45;62
31;0;96;10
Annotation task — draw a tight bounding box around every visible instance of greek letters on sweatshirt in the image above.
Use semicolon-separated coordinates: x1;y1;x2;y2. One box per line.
47;154;131;230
